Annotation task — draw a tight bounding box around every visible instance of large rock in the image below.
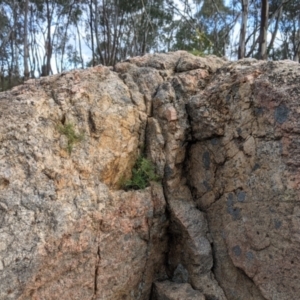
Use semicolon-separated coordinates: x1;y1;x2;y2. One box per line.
186;59;300;300
1;51;300;300
0;66;167;300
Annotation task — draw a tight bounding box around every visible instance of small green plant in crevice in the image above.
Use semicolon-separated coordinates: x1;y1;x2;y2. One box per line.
122;156;160;190
58;122;84;154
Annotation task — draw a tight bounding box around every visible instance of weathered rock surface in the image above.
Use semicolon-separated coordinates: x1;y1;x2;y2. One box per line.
1;51;300;300
152;281;205;300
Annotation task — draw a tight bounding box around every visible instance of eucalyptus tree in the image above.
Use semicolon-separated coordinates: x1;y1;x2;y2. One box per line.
239;0;296;60
85;0;172;66
278;0;300;61
0;5;11;90
167;0;234;56
0;0;23;89
29;0;82;75
52;0;83;72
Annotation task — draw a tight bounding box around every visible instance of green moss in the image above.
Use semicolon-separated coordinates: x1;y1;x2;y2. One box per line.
122;156;160;190
58;122;84;154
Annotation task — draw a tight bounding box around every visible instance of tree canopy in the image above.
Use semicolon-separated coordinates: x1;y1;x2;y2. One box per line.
0;0;299;91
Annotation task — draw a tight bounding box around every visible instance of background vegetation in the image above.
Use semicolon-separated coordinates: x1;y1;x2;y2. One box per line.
0;0;299;91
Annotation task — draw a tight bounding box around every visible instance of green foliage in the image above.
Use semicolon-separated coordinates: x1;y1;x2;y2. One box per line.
188;30;214;56
195;29;214;50
58;122;84;154
2;0;300;84
122;156;160;190
189;49;205;57
0;75;23;92
172;23;215;55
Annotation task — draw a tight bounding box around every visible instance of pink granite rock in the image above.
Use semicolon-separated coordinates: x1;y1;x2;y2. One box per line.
1;52;300;300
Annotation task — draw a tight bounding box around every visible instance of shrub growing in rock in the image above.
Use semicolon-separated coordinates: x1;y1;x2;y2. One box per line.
123;156;160;190
58;123;84;154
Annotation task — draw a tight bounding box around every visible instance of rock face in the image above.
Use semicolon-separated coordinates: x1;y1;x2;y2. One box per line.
0;51;300;300
152;281;205;300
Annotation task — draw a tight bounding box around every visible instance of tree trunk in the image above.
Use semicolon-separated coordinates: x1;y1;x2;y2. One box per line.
293;13;300;62
76;23;84;68
258;0;269;60
45;0;52;75
24;0;29;80
89;0;95;66
60;5;73;72
268;4;282;55
238;0;249;59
